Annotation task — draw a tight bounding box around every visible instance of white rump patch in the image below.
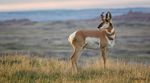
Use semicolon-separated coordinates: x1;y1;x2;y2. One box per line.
85;37;100;49
68;31;77;43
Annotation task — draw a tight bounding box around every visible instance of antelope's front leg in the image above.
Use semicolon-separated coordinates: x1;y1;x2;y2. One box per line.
100;46;107;69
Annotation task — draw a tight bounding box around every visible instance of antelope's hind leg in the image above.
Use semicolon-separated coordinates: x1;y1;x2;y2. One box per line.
70;45;84;73
70;40;85;73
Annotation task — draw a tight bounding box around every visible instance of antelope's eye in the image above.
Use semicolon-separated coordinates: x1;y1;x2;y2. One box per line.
106;19;109;22
100;22;104;26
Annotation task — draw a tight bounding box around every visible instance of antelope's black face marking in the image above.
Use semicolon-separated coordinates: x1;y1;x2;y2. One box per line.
97;22;104;29
97;20;111;29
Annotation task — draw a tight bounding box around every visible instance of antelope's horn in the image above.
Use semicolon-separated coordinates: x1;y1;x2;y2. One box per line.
108;11;112;19
106;11;112;19
106;12;109;19
101;12;104;19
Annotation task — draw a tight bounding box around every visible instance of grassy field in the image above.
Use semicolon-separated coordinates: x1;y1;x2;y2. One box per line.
0;55;150;83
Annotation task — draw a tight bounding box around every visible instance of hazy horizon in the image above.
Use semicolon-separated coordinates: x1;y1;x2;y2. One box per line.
0;0;150;12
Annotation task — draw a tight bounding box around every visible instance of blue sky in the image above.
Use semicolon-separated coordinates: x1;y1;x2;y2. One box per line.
0;0;150;11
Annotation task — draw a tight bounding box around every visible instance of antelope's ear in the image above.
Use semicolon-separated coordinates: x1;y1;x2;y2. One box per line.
101;12;104;21
106;11;112;21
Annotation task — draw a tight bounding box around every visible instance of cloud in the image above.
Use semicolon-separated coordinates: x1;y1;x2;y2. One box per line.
0;0;149;11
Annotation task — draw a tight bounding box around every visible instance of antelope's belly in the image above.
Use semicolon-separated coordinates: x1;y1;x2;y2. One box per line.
85;37;100;49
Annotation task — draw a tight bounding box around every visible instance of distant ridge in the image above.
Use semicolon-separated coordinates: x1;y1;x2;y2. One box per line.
0;19;37;25
113;11;150;22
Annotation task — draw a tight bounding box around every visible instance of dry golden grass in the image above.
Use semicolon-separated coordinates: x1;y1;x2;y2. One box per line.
0;55;150;83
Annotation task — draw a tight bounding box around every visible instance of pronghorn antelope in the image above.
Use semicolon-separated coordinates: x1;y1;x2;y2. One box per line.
68;12;116;72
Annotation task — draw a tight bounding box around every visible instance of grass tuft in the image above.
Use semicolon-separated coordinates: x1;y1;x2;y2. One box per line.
0;55;150;83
